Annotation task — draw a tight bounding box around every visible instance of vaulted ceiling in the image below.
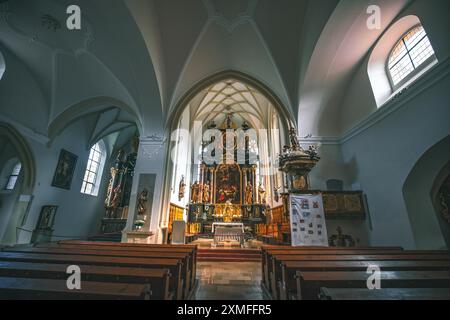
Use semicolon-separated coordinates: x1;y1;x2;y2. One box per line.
0;0;414;140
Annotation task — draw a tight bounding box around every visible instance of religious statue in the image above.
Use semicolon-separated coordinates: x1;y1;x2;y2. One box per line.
289;127;301;151
245;183;253;204
258;182;266;204
137;188;149;215
178;175;186;201
203;183;210;203
190;181;200;203
273;186;280;203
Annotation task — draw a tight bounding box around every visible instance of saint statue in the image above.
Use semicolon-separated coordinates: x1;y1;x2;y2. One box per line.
178;175;186;201
137;188;149;215
258;182;266;204
289;127;301;151
245;183;253;204
191;181;200;203
203;183;210;203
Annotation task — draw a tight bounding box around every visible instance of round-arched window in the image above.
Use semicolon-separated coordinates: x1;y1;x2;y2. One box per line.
388;25;436;87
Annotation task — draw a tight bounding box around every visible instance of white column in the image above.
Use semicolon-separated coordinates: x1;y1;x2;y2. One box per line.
123;135;167;244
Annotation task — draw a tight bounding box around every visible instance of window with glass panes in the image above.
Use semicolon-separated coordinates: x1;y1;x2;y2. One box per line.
388;25;436;86
5;162;22;190
81;143;103;195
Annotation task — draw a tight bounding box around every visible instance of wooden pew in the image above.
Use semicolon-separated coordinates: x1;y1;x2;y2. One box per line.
279;260;450;300
269;252;450;299
319;287;450;300
296;270;450;300
0;261;171;300
54;240;198;290
260;246;404;292
0;252;184;300
0;276;151;300
4;246;193;299
38;242;198;291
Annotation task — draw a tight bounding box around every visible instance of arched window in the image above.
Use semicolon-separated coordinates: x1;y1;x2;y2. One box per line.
5;162;22;191
81;142;106;196
388;25;436;87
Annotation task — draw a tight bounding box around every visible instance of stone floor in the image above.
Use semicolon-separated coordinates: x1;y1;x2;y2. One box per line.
194;261;265;300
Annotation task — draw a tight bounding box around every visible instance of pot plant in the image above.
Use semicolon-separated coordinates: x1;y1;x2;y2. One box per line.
133;219;145;231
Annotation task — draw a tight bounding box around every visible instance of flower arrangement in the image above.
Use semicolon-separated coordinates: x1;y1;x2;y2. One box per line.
134;219;145;230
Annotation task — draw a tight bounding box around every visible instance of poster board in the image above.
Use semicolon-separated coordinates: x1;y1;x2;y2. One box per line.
290;194;329;247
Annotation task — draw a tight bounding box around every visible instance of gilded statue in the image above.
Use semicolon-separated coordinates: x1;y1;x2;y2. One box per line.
178;175;186;201
111;185;122;210
191;181;200;203
137;188;149;215
245;183;253;204
258;182;266;204
203;183;210;203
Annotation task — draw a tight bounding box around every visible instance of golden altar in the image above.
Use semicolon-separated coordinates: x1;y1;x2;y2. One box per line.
213;203;242;223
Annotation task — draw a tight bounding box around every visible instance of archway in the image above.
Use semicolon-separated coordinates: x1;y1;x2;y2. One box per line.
161;71;293;246
0;122;36;245
403;134;450;249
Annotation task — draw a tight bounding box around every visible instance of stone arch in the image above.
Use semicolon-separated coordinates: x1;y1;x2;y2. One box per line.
47;96;143;143
167;70;296;132
403;134;450;249
0;122;36;194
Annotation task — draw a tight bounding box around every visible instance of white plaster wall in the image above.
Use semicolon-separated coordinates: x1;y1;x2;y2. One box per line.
341;73;450;249
15;120;109;244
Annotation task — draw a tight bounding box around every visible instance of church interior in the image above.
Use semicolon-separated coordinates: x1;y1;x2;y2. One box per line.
0;0;449;301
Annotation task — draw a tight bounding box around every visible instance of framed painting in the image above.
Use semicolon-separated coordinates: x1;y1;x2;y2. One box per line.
52;149;78;190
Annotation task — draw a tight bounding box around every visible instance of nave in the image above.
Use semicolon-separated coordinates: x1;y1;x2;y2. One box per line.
1;241;450;300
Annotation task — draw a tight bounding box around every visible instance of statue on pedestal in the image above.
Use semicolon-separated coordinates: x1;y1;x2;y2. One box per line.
178;175;186;201
191;181;200;203
245;183;253;204
203;183;210;203
137;188;149;216
289;127;301;152
258;182;266;204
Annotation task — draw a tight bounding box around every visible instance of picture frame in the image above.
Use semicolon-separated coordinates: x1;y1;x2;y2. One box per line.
51;149;78;190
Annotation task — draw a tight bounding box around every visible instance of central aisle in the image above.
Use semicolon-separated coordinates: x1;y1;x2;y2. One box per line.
194;262;265;300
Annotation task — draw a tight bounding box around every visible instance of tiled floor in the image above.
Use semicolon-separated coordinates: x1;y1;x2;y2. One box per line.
194;262;265;300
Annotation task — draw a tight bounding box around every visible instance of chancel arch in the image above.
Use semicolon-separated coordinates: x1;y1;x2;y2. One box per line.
162;71;292;244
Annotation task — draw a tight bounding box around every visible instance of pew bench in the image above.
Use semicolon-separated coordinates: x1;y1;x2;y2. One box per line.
296;270;450;300
4;246;193;299
278;260;450;300
0;252;184;300
319;287;450;300
0;276;151;300
0;261;171;300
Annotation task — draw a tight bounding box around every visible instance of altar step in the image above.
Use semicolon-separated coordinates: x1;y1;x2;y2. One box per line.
197;249;262;262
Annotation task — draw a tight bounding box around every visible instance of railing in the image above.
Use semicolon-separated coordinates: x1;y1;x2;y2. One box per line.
213;233;245;246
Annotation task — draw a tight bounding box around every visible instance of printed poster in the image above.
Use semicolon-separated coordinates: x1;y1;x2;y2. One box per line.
290;194;329;247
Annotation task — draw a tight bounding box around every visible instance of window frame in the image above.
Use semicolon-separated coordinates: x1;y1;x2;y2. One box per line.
4;162;22;191
386;24;437;91
80;142;105;197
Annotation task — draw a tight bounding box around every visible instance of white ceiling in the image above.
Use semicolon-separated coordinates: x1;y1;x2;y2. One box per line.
0;0;414;140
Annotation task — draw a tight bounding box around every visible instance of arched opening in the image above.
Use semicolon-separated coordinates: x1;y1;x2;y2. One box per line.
368;15;438;108
0;123;36;245
403;134;450;249
0;50;5;81
162;71;293;245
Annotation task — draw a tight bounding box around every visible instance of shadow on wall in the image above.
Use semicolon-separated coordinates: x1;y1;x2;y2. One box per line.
403;134;450;250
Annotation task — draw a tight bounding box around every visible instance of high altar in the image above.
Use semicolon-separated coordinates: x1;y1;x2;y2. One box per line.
187;115;268;235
